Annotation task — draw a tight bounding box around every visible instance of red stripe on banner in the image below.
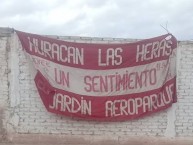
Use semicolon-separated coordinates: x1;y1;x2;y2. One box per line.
16;30;177;70
35;71;176;121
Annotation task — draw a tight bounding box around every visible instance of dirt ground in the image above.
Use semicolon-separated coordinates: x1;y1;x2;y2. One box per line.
1;138;193;145
1;134;193;145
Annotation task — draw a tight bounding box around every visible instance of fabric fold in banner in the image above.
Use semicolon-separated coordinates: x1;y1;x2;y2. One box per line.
16;30;177;121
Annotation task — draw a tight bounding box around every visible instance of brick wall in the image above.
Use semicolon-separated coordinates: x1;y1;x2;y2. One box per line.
8;33;171;137
0;28;193;142
175;41;193;137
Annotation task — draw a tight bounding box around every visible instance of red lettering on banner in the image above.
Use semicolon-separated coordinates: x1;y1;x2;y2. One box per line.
54;68;70;88
156;61;169;70
136;39;172;62
32;57;50;68
84;68;157;92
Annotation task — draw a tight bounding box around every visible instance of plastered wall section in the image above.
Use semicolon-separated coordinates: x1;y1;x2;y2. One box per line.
0;33;9;139
4;32;193;137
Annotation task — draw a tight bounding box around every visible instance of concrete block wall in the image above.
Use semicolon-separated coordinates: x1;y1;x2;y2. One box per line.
175;41;193;137
0;28;193;142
